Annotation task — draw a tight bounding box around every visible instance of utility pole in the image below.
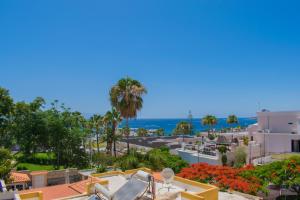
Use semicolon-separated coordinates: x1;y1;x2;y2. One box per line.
188;110;193;135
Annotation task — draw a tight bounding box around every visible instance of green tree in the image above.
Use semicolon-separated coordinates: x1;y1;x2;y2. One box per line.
0;87;14;148
242;136;249;146
110;77;147;154
173;121;192;135
47;101;88;169
218;145;228;166
14;97;48;155
137;128;148;137
103;108;122;157
202;115;218;134
234;147;247;168
227;115;238;125
156;128;165;136
0;148;14;181
89;114;103;154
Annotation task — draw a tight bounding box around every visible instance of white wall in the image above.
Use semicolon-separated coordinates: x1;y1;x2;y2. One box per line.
257;112;300;133
252;132;300;154
177;150;221;165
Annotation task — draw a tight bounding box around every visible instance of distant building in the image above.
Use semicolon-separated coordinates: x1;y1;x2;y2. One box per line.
249;111;300;154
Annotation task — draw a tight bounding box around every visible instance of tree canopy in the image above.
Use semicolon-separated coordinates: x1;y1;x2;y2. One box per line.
173;121;192;135
227;115;238;125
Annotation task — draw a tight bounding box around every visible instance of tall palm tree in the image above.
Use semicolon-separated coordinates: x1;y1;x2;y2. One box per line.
202;115;218;134
89;114;103;154
103;108;122;157
173;121;192;143
227;115;238;132
227;114;238;125
110;77;147;154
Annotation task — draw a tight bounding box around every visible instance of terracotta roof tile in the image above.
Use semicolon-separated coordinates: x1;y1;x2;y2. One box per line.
19;177;101;200
11;172;31;183
19;184;80;200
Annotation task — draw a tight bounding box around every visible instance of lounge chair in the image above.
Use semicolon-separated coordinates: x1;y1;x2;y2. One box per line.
95;170;153;200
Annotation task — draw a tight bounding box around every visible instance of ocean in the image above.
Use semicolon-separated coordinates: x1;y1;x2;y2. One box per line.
119;118;257;134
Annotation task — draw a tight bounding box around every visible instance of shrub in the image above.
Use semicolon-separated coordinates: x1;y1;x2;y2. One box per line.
218;145;228;154
208;133;216;140
17;153;55;165
234;147;247;168
16;165;28;171
96;165;107;173
177;163;262;195
243;136;249;146
221;154;228;166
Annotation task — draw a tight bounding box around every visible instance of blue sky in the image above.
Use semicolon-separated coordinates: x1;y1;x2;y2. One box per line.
1;0;300;118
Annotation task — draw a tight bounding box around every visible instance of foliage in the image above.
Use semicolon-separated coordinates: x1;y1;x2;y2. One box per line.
137;128;148;137
47;102;89;169
103;108;122;156
173;121;192;135
117;150;141;171
221;154;228;166
177;163;263;195
17;152;55;165
234;147;247;168
217;145;228;154
243;136;249;146
0;87;14;148
17;163;63;171
117;147;188;173
89;114;103;154
208;133;216;140
110;77;147;154
201;115;217;132
241;157;300;196
92;152;115;168
14;97;48;155
96;164;107;173
155;128;165;136
0;148;14;181
218;145;228;166
227;115;238;125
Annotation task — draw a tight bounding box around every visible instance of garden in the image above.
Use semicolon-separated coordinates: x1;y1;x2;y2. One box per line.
177;156;300;198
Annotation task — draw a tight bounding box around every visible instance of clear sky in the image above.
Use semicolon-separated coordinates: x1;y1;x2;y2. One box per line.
1;0;300;118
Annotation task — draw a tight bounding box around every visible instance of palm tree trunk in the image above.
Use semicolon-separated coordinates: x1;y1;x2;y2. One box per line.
96;131;100;153
126;118;130;155
113;140;117;157
112;122;117;157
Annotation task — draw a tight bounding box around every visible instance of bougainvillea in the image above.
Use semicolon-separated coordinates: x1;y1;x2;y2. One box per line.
177;163;262;195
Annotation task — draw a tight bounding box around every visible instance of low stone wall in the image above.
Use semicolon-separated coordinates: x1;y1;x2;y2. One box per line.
47;169;81;185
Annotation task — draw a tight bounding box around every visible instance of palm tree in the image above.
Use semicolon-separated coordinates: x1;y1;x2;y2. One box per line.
202;115;218;134
89;114;103;154
137;128;148;137
103;108;122;157
227;115;238;125
227;114;238;132
110;77;147;154
173;121;192;143
173;121;192;135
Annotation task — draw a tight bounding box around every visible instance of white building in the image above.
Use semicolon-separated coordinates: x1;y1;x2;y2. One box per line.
249;111;300;155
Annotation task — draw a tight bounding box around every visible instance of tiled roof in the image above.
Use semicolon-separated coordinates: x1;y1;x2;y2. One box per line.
10;172;31;183
19;184;80;200
18;177;101;200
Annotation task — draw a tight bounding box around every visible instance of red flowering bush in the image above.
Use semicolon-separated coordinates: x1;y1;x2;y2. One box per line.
177;163;262;195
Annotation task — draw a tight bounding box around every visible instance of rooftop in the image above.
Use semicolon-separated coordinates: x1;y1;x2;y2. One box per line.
18;168;219;200
10;172;31;183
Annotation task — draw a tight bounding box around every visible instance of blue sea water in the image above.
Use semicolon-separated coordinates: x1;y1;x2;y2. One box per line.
119;118;257;134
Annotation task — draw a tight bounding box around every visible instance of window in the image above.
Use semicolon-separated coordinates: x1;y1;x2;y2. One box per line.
291;140;300;152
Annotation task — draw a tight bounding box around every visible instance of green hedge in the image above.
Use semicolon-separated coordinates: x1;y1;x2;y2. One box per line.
17;153;56;165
